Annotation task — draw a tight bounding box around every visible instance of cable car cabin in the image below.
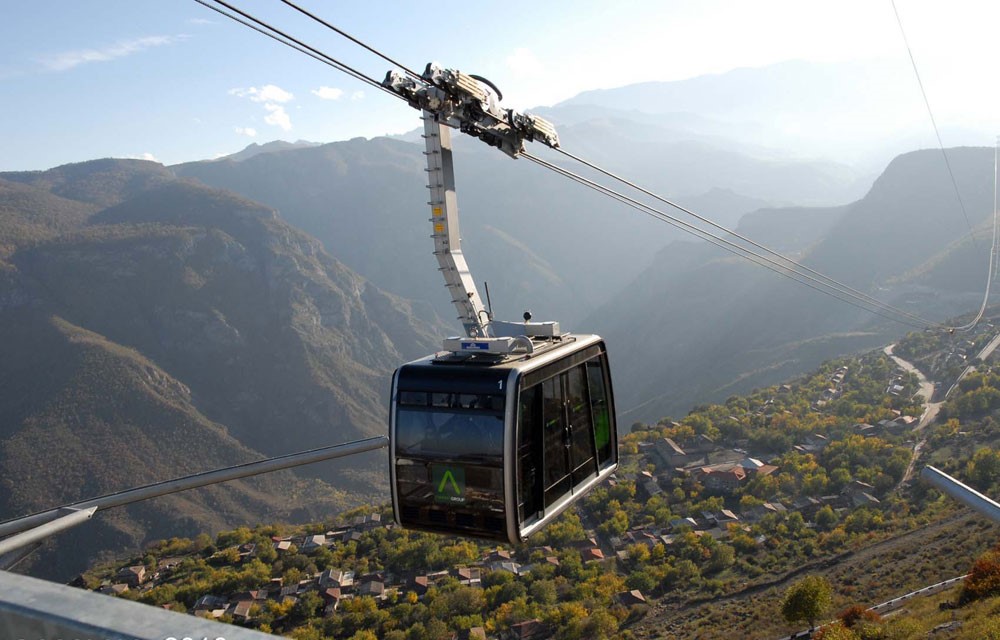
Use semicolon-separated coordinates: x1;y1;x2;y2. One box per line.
390;334;617;544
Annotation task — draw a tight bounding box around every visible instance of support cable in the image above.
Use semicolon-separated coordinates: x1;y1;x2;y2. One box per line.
522;152;930;329
995;136;1000;280
0;436;388;541
194;0;988;332
196;0;402;100
551;146;935;328
950;137;1000;332
276;0;425;81
890;0;979;252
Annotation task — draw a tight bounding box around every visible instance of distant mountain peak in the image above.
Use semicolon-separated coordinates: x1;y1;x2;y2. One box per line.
214;139;322;163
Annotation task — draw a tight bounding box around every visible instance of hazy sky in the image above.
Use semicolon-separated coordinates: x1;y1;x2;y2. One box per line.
2;0;998;171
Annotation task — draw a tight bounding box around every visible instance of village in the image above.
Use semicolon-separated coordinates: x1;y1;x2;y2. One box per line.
84;345;950;640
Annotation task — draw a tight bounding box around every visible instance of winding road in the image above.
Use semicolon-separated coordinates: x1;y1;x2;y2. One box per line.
883;344;941;430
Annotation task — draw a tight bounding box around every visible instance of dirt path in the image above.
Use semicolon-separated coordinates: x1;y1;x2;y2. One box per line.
883;344;939;426
883;344;943;486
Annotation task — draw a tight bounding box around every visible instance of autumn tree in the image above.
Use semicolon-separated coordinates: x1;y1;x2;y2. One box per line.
812;622;858;640
961;544;1000;604
782;575;832;630
836;604;880;629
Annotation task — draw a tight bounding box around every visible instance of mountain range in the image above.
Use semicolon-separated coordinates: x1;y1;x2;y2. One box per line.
0;160;445;578
2;60;996;580
587;146;995;422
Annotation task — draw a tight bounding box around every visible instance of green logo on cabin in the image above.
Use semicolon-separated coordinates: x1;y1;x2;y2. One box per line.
433;465;466;504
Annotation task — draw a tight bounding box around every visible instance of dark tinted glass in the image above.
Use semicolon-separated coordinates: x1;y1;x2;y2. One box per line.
400;391;428;406
517;385;542;525
587;358;614;467
395;393;507;541
542;376;571;507
396;408;504;460
567;364;597;483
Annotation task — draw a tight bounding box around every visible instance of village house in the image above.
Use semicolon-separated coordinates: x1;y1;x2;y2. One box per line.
157;557;183;572
411;575;431;597
351;512;382;531
702;465;747;494
581;547;605;563
489;560;529;576
356;579;385;600
637;476;664;501
459;627;488;640
790;496;823;519
653;437;698;468
668;516;699;530
273;539;292;552
97;583;130;596
341;530;364;544
702;527;729;540
506;619;548;640
740;502;784;523
224;599;255;623
616;589;647;607
455;566;482;587
486;548;512;563
115;565;147;588
301;534;327;551
321;588;343;616
193;594;228;618
321;569;355;590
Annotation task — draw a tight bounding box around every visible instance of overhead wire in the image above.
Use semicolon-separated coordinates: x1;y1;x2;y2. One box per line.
994;136;1000;281
949;138;1000;332
195;0;989;333
550;146;937;328
276;0;425;81
232;0;939;328
197;0;401;100
522;151;931;329
890;0;979;253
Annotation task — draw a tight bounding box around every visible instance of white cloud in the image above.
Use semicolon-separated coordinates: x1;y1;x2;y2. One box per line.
229;85;294;103
126;152;158;162
188;18;214;25
505;47;544;77
350;90;365;101
230;85;294;131
263;104;292;131
312;86;344;100
39;36;181;72
235;127;258;137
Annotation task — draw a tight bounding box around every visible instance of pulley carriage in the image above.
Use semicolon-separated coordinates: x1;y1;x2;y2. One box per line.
385;63;618;542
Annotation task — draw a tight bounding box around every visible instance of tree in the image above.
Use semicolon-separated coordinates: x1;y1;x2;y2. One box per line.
781;575;832;629
836;604;880;629
291;591;324;625
815;505;838;531
812;622;858;640
706;543;735;573
961;544;1000;604
966;447;1000;491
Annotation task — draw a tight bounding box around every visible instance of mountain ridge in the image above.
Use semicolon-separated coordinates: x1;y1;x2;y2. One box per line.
0;162;447;579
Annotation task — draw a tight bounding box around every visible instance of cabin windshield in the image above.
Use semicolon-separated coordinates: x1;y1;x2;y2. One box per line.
395;405;505;461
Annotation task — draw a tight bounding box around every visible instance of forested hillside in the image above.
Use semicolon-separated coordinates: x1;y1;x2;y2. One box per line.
590;146;997;423
0;160;447;579
85;332;1000;639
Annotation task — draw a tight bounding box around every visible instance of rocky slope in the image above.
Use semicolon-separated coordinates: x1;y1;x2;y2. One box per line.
0;161;447;578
